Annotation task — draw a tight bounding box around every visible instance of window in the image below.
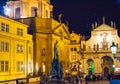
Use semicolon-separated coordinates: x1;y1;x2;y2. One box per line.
0;42;9;52
71;48;73;51
17;28;23;36
1;23;5;31
17;44;23;53
5;42;9;51
1;61;4;72
1;23;9;32
20;29;23;36
5;61;8;71
17;61;23;72
0;61;9;72
74;48;77;51
15;7;20;18
1;42;4;51
6;24;9;32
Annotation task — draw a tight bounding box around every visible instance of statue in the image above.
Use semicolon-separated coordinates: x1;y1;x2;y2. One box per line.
54;41;58;59
51;41;63;80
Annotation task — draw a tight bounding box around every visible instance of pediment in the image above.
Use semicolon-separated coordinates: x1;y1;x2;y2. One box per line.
93;24;116;31
52;23;70;39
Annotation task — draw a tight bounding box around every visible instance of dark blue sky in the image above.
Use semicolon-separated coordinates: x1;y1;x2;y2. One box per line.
51;0;120;35
1;0;120;35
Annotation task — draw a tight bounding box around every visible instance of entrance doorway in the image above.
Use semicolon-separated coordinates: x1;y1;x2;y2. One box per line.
101;56;114;78
104;67;109;77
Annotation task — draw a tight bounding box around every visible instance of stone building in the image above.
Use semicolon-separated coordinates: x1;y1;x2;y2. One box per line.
81;19;120;77
4;0;70;76
69;31;82;75
0;15;33;81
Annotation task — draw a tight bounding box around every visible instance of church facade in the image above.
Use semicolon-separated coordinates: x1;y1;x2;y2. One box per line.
81;20;120;77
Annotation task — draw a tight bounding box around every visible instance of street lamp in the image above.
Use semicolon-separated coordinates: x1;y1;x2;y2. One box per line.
110;42;120;61
110;42;117;58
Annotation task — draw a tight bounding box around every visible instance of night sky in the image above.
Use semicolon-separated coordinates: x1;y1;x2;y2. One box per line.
1;0;120;35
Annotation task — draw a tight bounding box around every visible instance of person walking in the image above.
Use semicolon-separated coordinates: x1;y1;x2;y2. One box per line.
75;76;79;84
85;75;89;84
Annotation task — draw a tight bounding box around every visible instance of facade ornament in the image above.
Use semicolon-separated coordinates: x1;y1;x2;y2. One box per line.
92;23;95;30
111;21;113;27
58;13;62;23
95;21;97;28
103;16;105;24
113;22;116;28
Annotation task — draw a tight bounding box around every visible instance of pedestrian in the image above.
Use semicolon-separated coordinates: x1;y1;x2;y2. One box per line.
85;75;89;84
79;77;82;84
75;76;79;84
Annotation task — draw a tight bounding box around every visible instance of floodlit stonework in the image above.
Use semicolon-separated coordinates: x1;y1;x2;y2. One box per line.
0;15;33;81
3;0;120;81
81;20;120;77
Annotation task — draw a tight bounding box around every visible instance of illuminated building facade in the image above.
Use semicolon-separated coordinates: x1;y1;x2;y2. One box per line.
4;0;53;18
69;31;82;75
81;19;120;77
4;0;70;75
0;15;33;81
4;0;120;79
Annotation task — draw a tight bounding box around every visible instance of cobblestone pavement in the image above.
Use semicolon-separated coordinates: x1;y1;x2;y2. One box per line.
28;80;110;84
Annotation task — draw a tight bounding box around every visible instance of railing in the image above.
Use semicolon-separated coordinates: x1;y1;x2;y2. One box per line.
0;76;40;84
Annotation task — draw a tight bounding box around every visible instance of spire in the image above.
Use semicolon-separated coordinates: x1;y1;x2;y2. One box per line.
103;16;105;24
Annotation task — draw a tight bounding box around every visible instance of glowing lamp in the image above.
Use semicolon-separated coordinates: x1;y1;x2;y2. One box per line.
111;42;117;55
4;8;10;16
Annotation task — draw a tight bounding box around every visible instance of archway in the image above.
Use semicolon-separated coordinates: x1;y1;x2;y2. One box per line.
87;59;94;75
101;56;114;77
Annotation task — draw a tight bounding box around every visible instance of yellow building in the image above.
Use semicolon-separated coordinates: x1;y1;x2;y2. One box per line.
0;15;33;81
81;18;120;77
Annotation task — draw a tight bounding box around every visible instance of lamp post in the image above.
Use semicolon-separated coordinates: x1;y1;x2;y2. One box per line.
110;42;120;61
110;42;117;58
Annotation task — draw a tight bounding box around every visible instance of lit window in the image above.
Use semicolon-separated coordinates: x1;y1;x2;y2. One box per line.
17;61;23;72
17;44;23;53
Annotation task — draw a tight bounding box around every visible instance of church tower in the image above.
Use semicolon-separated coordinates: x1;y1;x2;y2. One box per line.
4;0;53;19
